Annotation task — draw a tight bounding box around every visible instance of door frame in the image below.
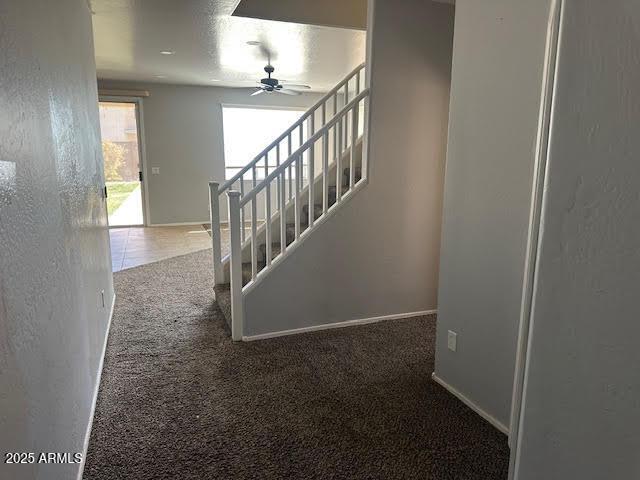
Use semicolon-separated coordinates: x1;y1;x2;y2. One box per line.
99;95;151;228
507;0;563;478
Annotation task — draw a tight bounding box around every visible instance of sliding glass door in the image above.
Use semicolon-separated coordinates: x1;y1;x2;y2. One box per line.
99;100;146;227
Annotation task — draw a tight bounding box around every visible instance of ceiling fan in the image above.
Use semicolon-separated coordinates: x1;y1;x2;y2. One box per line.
251;64;311;96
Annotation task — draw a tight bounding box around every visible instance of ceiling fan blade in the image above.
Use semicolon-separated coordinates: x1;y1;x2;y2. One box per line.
251;89;265;96
280;84;311;90
277;89;301;96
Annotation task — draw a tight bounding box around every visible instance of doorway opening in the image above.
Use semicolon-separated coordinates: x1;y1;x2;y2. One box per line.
99;99;146;227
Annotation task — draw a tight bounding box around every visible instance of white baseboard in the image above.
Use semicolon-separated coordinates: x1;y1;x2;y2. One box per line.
76;293;116;480
147;221;209;227
243;309;437;342
431;373;509;436
148;221;264;228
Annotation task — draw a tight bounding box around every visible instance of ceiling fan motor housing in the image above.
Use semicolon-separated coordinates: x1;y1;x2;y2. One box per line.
261;64;279;87
253;64;308;95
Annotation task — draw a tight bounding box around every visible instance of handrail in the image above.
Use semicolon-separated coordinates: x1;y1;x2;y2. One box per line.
219;63;365;194
239;88;369;207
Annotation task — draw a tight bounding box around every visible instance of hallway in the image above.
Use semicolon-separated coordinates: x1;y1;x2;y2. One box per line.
84;248;509;479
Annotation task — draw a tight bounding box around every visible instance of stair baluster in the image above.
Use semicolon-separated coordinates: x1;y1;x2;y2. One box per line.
227;191;243;341
208;181;224;284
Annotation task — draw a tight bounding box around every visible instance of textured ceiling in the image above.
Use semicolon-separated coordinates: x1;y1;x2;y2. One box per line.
90;0;366;91
233;0;367;30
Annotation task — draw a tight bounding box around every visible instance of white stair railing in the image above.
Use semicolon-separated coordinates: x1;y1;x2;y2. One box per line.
209;63;366;285
226;87;369;340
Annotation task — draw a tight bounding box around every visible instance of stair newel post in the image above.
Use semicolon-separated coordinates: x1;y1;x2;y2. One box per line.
208;181;224;285
227;191;244;341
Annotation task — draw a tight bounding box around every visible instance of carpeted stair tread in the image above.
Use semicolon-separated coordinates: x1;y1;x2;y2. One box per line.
214;262;268;295
213;283;232;329
343;166;362;183
242;260;265;285
302;203;323;222
259;242;282;262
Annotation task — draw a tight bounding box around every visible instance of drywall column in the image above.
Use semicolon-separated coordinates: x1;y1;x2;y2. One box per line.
434;0;552;429
512;1;640;478
0;1;114;479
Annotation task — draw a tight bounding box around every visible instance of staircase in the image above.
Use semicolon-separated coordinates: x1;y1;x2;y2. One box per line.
208;64;369;340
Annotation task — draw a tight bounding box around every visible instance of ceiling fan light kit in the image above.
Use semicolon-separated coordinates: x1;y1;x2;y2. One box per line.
252;64;311;96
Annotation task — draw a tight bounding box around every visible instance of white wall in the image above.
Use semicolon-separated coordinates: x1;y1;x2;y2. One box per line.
514;1;640;478
434;0;553;429
97;80;323;225
0;1;114;479
242;0;454;336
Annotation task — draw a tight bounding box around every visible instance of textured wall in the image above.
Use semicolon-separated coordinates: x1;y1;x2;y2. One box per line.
243;0;454;336
433;0;552;429
514;1;640;478
97;80;323;225
0;1;113;479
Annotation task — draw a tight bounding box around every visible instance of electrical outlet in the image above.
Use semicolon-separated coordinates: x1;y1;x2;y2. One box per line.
151;167;160;175
101;290;105;308
447;330;457;352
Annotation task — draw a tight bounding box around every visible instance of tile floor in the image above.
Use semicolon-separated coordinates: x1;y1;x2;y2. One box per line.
109;225;214;272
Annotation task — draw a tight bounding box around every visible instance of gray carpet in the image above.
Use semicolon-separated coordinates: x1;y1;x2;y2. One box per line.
84;249;509;480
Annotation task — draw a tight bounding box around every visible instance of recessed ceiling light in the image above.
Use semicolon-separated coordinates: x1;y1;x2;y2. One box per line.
210;79;221;82
246;41;261;46
154;75;166;78
160;50;174;55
